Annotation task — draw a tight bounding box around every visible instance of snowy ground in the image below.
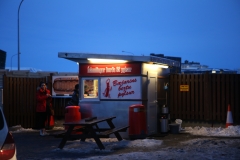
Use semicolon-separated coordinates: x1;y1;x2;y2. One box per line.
11;125;240;160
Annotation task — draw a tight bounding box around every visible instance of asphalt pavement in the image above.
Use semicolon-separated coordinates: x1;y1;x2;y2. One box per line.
11;129;203;160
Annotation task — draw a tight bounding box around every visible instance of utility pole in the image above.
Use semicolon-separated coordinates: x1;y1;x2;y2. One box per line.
18;0;24;70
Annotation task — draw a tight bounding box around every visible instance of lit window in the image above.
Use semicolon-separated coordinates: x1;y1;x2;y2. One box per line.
83;78;99;99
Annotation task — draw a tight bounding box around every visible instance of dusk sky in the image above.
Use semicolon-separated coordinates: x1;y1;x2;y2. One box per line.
0;0;240;72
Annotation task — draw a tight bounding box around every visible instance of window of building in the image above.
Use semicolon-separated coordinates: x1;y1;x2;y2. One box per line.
82;78;99;99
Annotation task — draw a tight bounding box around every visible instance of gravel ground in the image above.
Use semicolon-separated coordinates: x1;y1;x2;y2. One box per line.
11;129;240;160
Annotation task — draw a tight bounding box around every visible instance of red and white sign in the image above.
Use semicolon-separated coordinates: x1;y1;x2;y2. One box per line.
79;63;141;76
101;77;141;99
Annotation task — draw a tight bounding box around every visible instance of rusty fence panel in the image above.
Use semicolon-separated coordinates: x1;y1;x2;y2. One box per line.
169;73;240;124
234;75;240;124
3;75;69;128
3;76;45;128
210;74;238;123
3;73;240;128
52;97;71;118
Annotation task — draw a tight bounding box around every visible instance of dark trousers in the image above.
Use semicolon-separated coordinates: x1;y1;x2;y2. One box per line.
35;112;47;129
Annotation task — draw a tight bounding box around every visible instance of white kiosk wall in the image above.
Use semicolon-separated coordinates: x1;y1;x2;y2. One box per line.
79;76;143;139
79;63;169;138
142;64;158;135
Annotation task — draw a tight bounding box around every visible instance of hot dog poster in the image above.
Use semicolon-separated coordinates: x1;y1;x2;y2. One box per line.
52;76;79;96
101;77;141;99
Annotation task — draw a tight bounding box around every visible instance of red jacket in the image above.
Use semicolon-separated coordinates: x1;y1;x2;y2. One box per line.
36;87;52;112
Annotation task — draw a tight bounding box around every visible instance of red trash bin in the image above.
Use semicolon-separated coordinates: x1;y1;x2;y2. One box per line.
129;104;147;139
65;106;81;134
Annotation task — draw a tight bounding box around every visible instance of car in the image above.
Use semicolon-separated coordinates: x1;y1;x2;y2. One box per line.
0;107;17;160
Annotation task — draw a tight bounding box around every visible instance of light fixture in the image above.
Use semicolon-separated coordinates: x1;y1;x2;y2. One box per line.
158;65;168;68
87;58;127;63
18;0;24;70
153;63;169;68
212;70;216;73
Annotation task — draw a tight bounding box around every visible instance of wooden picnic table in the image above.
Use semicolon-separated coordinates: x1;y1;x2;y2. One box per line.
58;116;129;150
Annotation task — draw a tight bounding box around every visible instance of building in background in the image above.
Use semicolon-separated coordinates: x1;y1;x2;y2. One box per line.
150;53;181;74
0;50;6;70
181;60;237;74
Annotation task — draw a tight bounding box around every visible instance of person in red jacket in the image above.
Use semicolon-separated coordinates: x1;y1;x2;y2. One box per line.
36;81;52;136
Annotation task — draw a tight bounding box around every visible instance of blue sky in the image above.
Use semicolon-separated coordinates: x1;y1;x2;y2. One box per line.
0;0;240;72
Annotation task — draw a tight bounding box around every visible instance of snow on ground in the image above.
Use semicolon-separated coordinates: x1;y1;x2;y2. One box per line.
11;125;240;137
11;125;240;160
184;125;240;137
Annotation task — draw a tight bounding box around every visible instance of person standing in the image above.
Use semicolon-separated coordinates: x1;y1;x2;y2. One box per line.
67;84;79;106
36;81;52;136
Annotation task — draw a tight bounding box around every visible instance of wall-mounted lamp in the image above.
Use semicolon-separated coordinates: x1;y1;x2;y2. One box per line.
153;63;169;68
164;83;169;90
87;58;127;63
158;65;169;68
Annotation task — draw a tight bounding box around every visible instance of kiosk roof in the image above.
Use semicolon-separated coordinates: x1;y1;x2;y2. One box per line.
58;52;180;67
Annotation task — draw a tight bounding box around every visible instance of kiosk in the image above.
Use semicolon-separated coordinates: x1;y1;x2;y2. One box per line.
58;52;180;138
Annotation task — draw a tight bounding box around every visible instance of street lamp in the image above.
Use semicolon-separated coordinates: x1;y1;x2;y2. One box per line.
18;0;24;70
11;54;18;70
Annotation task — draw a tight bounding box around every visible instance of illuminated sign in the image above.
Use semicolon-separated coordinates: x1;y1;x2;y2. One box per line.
79;63;141;76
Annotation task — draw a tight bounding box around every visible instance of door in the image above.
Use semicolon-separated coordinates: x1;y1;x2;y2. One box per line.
147;76;158;135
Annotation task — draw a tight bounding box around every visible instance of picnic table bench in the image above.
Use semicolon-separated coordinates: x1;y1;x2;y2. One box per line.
58;116;129;150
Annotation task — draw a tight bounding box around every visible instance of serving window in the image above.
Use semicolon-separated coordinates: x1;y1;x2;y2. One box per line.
82;78;99;99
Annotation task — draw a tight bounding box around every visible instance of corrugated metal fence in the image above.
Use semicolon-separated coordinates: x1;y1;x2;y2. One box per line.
3;74;70;128
169;73;240;125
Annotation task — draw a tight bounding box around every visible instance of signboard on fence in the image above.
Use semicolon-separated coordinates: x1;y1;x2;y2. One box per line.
180;85;189;91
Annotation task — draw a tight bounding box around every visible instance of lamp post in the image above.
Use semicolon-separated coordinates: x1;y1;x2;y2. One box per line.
11;54;18;70
18;0;24;71
122;51;134;55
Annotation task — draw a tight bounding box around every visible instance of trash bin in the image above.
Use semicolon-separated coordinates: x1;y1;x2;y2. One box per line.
160;105;169;133
169;124;180;134
129;104;147;139
160;114;168;133
65;106;81;132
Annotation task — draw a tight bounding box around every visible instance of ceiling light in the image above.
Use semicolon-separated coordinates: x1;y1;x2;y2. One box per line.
158;65;169;68
87;58;127;63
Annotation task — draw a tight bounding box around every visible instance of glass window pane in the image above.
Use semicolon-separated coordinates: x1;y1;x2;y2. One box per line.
83;79;98;98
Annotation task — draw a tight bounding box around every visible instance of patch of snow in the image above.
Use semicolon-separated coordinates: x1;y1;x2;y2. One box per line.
11;125;240;160
184;125;240;137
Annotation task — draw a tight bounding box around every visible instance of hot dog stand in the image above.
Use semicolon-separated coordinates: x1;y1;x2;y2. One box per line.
58;52;180;138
